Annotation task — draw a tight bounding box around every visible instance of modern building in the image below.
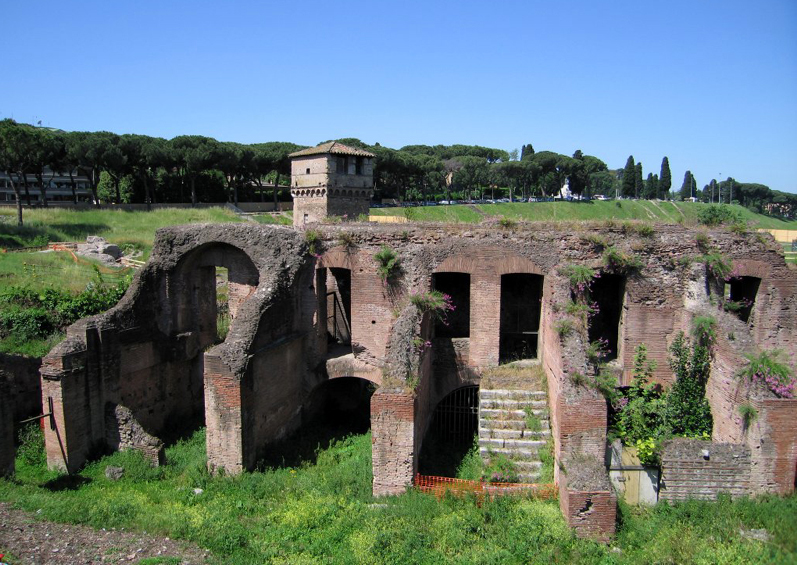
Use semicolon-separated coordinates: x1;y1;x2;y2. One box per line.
289;142;375;227
0;168;92;203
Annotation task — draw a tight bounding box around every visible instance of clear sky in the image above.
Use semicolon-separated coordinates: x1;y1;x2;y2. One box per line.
2;0;796;193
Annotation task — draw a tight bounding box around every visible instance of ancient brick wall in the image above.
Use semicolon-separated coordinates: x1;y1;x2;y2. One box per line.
558;455;616;542
0;375;14;477
204;353;244;473
0;354;42;424
371;390;416;496
660;439;751;501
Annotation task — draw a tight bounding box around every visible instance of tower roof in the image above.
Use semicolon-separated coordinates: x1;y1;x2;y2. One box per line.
289;141;375;159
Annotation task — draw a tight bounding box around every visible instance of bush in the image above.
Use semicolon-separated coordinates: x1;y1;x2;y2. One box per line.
666;331;713;437
374;245;401;283
409;290;455;325
602;246;643;273
737;349;795;398
559;264;595;294
698;204;743;227
701;252;733;281
304;229;323;256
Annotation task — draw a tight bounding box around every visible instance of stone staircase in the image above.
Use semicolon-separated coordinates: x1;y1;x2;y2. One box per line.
478;388;550;483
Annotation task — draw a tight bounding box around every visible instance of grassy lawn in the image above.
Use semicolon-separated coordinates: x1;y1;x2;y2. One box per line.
370;201;797;229
1;426;794;564
0;207;241;255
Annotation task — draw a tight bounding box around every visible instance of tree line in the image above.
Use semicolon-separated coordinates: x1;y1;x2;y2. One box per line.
1;119;794;226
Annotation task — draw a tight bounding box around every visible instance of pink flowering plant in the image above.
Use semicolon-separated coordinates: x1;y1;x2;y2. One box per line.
738;349;795;398
409;290;455;326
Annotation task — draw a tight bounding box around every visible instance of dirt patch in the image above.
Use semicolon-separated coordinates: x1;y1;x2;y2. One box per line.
0;503;210;564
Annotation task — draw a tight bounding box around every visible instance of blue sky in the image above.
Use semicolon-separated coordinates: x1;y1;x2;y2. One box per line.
2;0;796;193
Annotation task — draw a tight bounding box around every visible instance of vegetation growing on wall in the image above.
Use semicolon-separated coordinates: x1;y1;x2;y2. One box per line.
605;319;716;466
374;245;401;284
737;349;795;399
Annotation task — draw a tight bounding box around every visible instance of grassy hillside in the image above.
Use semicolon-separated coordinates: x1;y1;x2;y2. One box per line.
370;200;797;229
0;207;241;254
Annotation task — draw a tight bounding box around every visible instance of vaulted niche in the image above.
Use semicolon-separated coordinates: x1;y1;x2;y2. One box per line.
588;273;625;361
499;274;543;363
325;267;352;347
726;276;760;323
432;272;470;337
303;377;373;435
419;385;479;476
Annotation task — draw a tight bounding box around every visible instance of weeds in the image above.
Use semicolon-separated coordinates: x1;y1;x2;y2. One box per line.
739;403;758;429
602;246;643;273
374;245;401;284
304;229;323;256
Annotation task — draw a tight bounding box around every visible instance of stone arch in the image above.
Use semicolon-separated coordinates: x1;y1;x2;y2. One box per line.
172;241;259;348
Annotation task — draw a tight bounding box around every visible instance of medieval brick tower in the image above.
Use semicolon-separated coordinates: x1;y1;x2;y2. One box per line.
289;142;375;227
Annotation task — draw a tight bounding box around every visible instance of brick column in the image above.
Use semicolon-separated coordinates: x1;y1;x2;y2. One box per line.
204;353;245;474
0;376;13;477
469;273;501;366
371;390;416;496
40;350;96;474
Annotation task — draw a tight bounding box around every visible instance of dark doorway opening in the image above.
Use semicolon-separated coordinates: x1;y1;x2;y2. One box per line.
499;274;543;363
588;273;625;361
727;276;760;323
432;272;470;337
261;377;374;468
419;385;479;477
326;268;352;346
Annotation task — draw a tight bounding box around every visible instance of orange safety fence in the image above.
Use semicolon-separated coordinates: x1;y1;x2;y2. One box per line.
414;474;556;501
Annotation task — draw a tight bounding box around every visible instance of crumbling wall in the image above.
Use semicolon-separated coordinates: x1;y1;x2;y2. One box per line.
558;454;616;542
0;374;14;477
0;353;42;425
660;439;751;501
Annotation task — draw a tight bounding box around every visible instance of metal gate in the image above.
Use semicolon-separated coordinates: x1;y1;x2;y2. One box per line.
431;386;479;444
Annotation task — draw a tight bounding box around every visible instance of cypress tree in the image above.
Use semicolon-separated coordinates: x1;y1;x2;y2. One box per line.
659;156;671;199
622;155;636;197
644;173;659;199
634;162;644;198
679;170;693;200
521;144;535;160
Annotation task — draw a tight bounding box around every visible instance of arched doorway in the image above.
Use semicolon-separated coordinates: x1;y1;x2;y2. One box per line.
419;385;480;477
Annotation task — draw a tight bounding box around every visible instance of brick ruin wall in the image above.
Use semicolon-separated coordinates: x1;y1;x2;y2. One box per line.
0;221;791;541
660;439;751;501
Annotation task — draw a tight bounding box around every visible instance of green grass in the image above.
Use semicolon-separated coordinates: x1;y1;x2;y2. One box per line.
370;201;797;229
251;213;293;225
1;426;794;564
0;251;134;293
0;207;241;256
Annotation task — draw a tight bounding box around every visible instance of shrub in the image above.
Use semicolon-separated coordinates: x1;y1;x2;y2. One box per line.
409;290;455;325
602;246;643;273
738;403;758;428
612;345;665;444
695;232;711;253
666;331;713;437
374;245;401;283
698;204;743;227
634;437;660;467
559;264;595;294
337;231;356;248
17;422;46;467
554;319;574;338
737;349;795;398
304;229;323;256
701;252;733;281
498;217;516;230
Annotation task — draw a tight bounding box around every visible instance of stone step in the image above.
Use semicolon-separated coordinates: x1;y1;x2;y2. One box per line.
479;438;548;450
478;418;534;430
480;408;547;420
479;427;550;440
480;447;541;460
480;389;547;399
479;399;548;410
517;472;542;483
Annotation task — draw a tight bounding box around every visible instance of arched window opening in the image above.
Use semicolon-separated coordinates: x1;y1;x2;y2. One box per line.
326;267;352;348
500;274;543;363
432;272;470;338
725;276;760;323
588;273;625;361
